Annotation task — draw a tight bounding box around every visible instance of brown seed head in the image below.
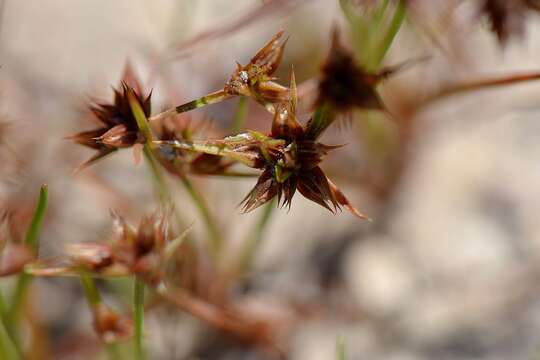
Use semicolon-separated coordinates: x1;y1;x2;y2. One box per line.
241;74;368;219
224;31;289;108
69;63;152;170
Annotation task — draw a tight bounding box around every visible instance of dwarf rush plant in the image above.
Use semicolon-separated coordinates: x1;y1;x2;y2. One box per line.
4;1;540;358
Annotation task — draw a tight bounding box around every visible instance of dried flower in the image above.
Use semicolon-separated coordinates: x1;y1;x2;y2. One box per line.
92;303;133;343
69;64;152;170
224;30;289;109
240;76;368;219
149;31;289;123
158;73;368;218
105;211;171;284
29;210;180;284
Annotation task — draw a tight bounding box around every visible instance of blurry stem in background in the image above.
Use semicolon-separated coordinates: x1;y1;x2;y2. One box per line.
372;0;390;29
130;86;223;260
369;0;406;70
336;336;347;360
0;291;20;360
24;185;48;253
422;71;540;106
305;104;335;141
367;0;390;66
236;198;276;275
142;147;171;204
339;0;369;64
79;273;121;360
178;175;222;258
133;278;145;360
338;0;407;158
231;96;248;133
7;185;48;341
0;317;20;360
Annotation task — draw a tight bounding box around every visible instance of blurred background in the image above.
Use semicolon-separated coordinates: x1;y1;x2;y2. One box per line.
2;0;540;359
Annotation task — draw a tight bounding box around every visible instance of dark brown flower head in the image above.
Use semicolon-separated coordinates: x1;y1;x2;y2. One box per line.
69;63;152;170
317;30;385;113
224;31;289;110
241;74;369;219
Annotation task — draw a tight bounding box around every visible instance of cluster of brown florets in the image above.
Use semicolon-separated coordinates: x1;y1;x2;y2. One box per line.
69;30;385;219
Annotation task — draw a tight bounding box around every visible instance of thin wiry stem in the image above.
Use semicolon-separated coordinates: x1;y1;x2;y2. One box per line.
7;185;48;340
0;316;20;360
179;175;222;258
155;138;262;168
422;72;540;106
130;86;222;259
370;0;406;69
231;96;248;133
367;0;391;65
336;336;347;360
236;198;276;275
24;185;49;253
79;273;121;360
133;278;145;360
80;273;100;306
0;291;20;360
148;90;232;123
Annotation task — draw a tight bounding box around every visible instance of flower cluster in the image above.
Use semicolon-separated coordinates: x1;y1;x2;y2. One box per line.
69;65;151;170
70;32;373;219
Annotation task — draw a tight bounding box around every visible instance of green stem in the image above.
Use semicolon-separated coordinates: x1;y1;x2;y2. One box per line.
0;315;20;360
231;96;248;133
148;90;232;123
24;185;49;253
80;272;100;307
128;77;226;255
336;336;347;360
0;291;20;360
143;147;171;203
236;198;276;274
133;278;145;360
155;138;262;168
370;0;406;69
339;0;369;63
305;104;335;140
79;273;121;360
367;0;391;63
130;90;187;231
424;71;540;105
373;0;391;27
0;291;8;326
179;176;222;258
7;185;48;340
